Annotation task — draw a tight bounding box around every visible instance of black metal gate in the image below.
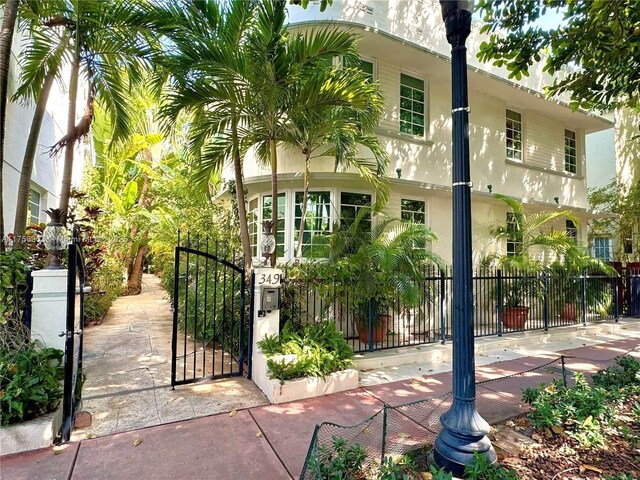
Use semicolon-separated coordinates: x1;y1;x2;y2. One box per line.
60;242;85;442
171;235;247;387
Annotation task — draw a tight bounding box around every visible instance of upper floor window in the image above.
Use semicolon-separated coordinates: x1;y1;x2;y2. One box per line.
593;237;612;261
506;110;522;161
566;220;577;243
340;192;371;231
28;189;41;225
506;212;522;256
294;191;331;257
344;57;374;83
564;129;577;174
262;193;286;258
400;73;425;137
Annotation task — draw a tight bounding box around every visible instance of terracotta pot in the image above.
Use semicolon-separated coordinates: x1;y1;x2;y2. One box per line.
502;306;529;329
357;314;389;344
560;303;578;322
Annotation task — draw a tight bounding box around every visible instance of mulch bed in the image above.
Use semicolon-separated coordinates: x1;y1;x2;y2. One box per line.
496;395;640;480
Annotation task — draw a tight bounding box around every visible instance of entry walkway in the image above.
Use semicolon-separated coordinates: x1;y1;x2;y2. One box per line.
3;330;638;480
75;274;267;439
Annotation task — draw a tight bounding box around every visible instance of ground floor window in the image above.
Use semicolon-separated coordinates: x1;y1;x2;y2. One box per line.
340;192;371;230
566;220;578;243
593;237;612;261
506;212;522;256
293;191;331;257
248;198;259;258
28;189;41;225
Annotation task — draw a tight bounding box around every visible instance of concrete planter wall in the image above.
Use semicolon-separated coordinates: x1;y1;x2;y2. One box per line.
252;351;359;404
0;403;62;455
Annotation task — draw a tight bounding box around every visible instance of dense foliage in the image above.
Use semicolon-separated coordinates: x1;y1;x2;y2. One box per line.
0;343;64;426
258;321;354;383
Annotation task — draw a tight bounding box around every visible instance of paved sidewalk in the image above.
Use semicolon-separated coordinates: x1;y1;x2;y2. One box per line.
76;274;267;439
2;333;638;480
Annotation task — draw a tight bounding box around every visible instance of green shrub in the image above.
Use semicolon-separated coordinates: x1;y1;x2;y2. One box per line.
84;256;123;322
592;355;640;393
464;452;519;480
0;343;64;425
307;436;366;480
258;321;354;382
378;455;419;480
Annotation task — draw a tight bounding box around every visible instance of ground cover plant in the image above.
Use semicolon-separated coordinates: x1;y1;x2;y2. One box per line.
258;321;354;383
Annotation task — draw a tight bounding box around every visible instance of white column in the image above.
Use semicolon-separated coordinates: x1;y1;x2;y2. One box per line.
30;269;68;352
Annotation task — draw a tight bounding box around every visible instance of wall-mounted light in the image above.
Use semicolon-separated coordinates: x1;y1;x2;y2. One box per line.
487;184;492;193
554;196;559;205
395;167;402;179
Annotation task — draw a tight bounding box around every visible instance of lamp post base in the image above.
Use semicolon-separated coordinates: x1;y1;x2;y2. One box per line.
434;398;497;476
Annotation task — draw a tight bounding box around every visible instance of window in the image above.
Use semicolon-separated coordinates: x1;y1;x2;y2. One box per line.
248;198;259;257
293;191;331;257
564;129;577;173
624;236;633;255
28;189;41;225
400;73;425;137
506;212;522;256
340;192;371;231
344;57;374;82
401;199;427;248
262;193;286;258
593;237;612;261
566;220;577;243
506;110;522;161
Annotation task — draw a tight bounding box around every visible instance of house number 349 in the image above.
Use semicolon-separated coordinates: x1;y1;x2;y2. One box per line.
258;273;281;285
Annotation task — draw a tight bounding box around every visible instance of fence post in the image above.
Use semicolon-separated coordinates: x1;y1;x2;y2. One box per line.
368;298;374;353
614;276;620;321
381;406;388;464
440;270;446;344
560;355;567;388
581;273;587;326
497;269;503;337
543;272;549;331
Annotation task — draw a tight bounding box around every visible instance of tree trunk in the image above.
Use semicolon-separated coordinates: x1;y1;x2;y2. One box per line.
13;68;57;245
269;137;278;266
0;0;19;251
231;119;252;278
58;41;80;214
125;241;147;296
294;152;312;263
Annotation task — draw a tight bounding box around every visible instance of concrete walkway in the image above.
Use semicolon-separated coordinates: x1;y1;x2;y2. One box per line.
75;274;267;439
3;324;638;480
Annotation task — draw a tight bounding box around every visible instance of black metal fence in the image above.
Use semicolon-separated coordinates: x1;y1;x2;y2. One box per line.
282;266;636;354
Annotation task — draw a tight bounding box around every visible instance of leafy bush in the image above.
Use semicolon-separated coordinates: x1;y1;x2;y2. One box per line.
592;355;640;392
464;452;519;480
307;436;366;480
378;455;420;480
0;343;64;425
0;250;31;325
258;321;354;382
84;256;123;322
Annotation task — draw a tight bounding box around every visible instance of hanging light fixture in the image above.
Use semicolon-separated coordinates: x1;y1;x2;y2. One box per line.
42;209;69;269
260;220;276;267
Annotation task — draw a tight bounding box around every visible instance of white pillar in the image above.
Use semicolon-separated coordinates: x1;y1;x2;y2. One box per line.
30;269;68;352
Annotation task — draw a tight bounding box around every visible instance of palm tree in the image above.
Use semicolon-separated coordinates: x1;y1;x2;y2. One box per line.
0;0;20;250
155;0;258;275
285;72;389;262
245;0;377;264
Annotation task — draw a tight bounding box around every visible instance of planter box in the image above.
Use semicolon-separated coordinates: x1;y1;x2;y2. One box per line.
252;351;359;404
0;403;62;455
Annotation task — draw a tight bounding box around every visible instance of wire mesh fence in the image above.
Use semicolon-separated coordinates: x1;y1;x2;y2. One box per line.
300;346;640;479
282;265;636;354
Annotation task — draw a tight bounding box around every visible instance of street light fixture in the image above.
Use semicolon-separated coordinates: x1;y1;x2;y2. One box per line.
435;0;497;475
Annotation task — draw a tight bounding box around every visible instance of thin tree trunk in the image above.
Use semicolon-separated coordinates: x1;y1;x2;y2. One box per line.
13;68;57;245
0;0;19;251
231;118;252;278
294;152;311;264
58;43;80;214
269;137;278;266
126;241;147;295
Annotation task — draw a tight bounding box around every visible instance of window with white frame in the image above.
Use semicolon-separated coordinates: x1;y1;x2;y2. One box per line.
564;129;577;173
401;199;427;248
593;237;612;261
566;219;578;243
340;192;371;231
293;191;331;257
248;198;259;258
262;193;286;258
400;73;425;137
28;189;41;225
624;236;633;255
506;110;522;161
506;212;522;256
343;57;374;82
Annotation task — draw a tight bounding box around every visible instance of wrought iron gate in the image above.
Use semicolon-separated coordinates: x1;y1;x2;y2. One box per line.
60;243;85;442
171;235;247;387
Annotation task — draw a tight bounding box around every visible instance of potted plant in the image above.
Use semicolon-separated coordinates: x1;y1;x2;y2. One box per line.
319;208;445;345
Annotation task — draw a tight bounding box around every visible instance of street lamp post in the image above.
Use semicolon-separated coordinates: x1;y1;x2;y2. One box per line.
434;1;496;475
